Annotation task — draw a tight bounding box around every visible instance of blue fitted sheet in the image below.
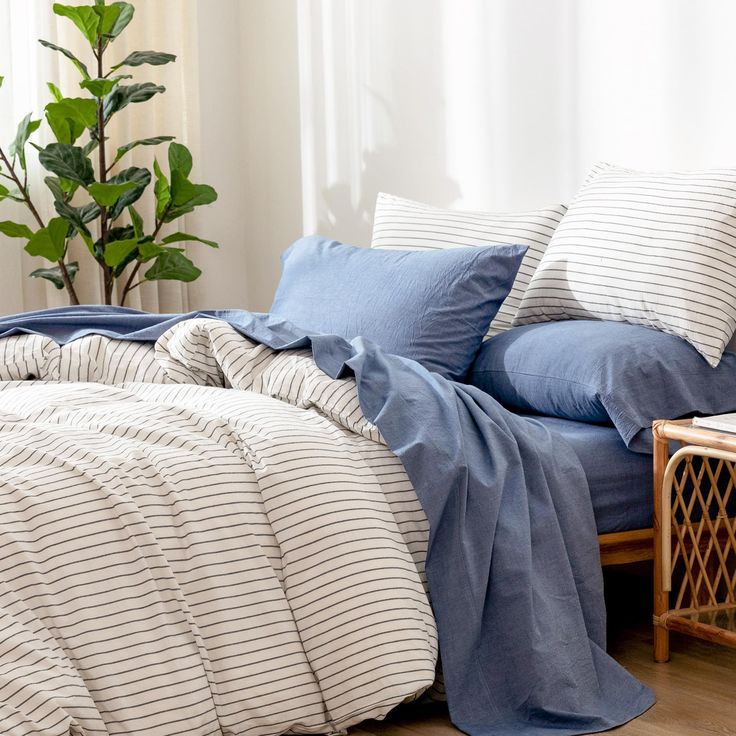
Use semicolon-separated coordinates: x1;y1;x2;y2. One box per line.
525;416;652;535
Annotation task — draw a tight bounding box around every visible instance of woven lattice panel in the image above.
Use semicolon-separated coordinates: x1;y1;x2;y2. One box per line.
670;452;736;611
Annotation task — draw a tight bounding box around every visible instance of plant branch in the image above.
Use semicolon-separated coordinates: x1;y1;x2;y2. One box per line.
0;146;44;229
120;204;170;306
151;211;168;241
96;35;114;305
0;143;80;304
119;260;141;306
120;277;144;302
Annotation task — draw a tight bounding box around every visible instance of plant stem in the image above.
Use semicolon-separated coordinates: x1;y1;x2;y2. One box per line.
0;144;80;304
120;205;170;306
96;35;114;306
119;262;141;306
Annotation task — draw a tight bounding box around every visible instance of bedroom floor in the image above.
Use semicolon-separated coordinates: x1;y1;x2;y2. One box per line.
351;565;736;736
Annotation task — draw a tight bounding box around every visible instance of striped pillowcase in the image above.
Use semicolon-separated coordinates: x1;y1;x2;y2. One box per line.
371;192;567;335
514;162;736;367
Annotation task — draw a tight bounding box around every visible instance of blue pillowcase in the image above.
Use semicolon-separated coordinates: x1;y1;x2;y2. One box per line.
469;320;736;452
270;236;527;381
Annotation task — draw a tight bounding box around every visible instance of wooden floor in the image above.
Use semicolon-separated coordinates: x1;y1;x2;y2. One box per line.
350;565;736;736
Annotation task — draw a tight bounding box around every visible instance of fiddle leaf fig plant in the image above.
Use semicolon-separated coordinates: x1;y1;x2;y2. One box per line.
0;1;218;305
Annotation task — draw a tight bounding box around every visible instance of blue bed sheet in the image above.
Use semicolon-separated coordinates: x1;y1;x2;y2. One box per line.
526;416;652;535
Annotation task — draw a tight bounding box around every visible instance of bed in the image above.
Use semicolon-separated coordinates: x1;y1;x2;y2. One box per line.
6;161;736;736
0;309;655;736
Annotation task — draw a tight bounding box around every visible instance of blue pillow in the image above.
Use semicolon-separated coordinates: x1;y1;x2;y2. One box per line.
469;320;736;452
270;236;527;381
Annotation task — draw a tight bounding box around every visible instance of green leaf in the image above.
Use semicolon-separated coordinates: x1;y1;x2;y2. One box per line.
53;4;100;47
44;176;66;202
39;143;95;186
168;142;192;178
24;217;68;261
45;97;97;145
56;176;81;199
138;241;164;261
77;201;103;224
47;82;64;102
162;232;218;248
113;135;174;165
145;249;201;282
190;184;217;207
38;39;90;79
0;76;4;88
165;184;218;221
30;261;78;289
107;167;151;219
103;83;165;120
93;3;122;39
9;114;42;170
80;77;118;98
153;159;171;220
83;139;99;157
0;184;9;201
53;199;97;239
0;221;34;239
106;2;134;40
112;50;176;70
129;205;143;238
103;237;139;268
170;170;198;206
87;181;136;207
94;224;135;271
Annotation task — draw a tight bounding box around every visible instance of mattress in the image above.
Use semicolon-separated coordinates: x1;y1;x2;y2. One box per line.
525;415;653;534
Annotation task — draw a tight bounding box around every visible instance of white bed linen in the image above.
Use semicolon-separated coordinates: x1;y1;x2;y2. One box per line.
0;320;437;736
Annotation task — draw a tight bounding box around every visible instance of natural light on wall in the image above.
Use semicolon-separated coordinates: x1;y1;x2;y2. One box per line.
295;0;736;246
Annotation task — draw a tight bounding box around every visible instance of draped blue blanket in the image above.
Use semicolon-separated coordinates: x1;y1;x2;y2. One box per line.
0;307;654;735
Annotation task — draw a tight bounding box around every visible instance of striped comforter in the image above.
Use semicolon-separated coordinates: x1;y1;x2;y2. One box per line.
0;319;438;736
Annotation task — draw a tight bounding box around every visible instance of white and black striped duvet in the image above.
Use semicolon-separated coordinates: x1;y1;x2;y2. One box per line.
0;320;437;736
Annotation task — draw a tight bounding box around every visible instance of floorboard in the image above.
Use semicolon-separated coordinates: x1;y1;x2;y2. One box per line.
350;565;736;735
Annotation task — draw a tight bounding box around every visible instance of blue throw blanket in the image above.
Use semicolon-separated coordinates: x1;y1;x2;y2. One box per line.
0;306;654;735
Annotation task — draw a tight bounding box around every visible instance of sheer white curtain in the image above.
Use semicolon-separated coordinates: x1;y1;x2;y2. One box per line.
0;0;210;314
296;0;736;236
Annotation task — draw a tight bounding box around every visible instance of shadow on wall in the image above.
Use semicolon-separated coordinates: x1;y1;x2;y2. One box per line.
313;4;460;246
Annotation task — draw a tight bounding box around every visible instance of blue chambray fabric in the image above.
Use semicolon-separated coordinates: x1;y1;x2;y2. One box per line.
270;235;527;381
471;319;736;452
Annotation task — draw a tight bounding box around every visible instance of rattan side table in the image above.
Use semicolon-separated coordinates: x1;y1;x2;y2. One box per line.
653;419;736;662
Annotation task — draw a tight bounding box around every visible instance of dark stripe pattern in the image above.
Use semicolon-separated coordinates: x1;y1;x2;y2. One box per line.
514;162;736;366
0;334;166;384
371;192;567;335
0;320;436;735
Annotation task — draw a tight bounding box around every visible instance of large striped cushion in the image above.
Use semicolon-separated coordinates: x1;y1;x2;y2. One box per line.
514;162;736;367
371;192;567;335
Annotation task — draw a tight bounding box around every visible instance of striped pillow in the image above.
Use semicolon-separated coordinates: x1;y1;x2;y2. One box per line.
514;162;736;367
371;193;567;335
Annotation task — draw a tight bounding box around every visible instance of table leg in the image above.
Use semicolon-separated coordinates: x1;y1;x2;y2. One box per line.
653;421;670;663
